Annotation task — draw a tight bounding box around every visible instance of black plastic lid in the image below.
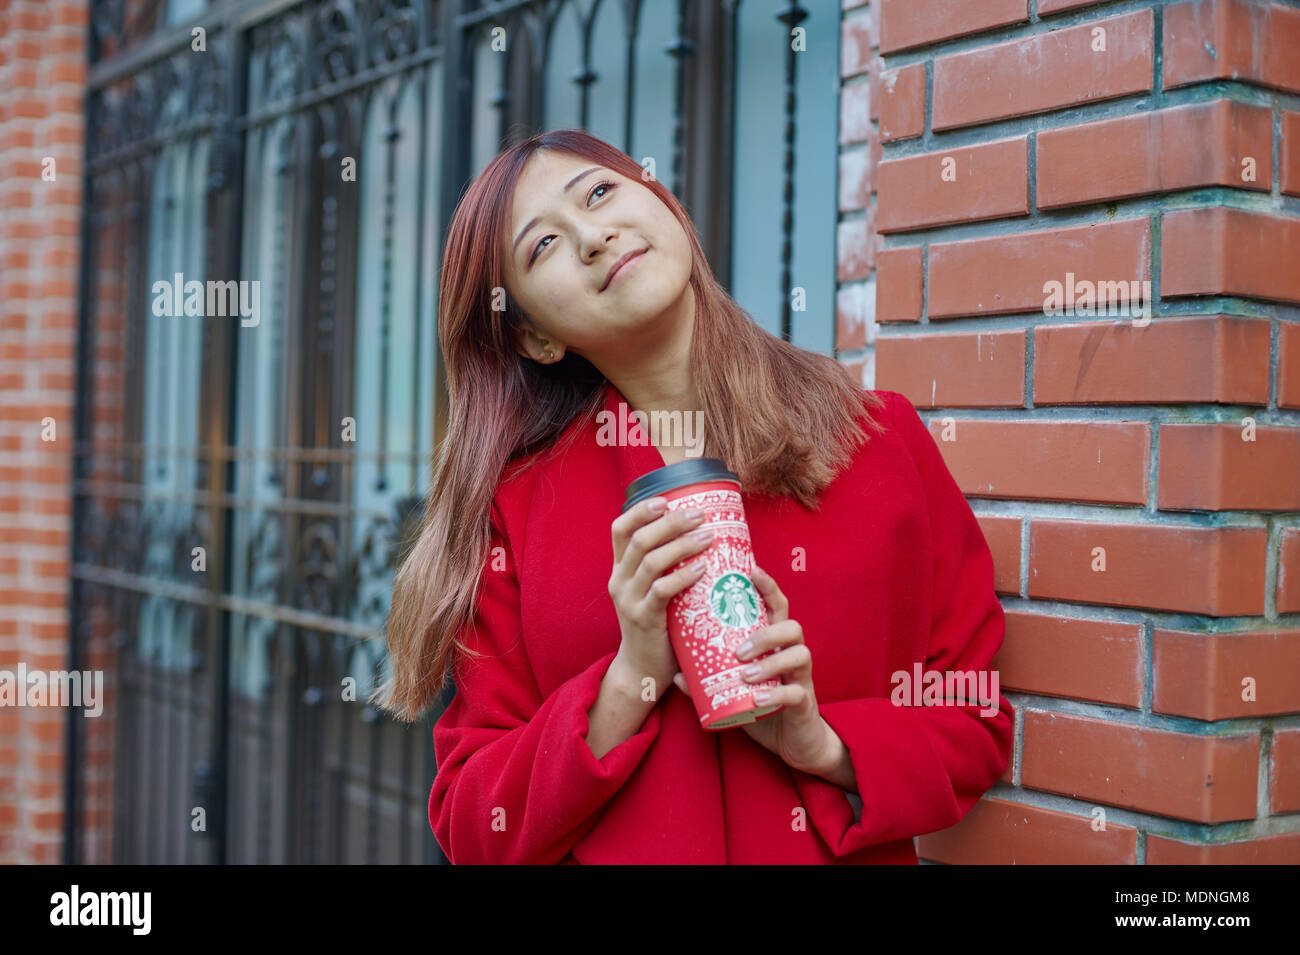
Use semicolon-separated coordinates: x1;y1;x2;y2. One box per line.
621;457;740;513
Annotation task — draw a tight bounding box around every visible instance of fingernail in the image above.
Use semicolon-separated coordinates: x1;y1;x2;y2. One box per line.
647;497;667;512
736;641;754;658
685;507;704;519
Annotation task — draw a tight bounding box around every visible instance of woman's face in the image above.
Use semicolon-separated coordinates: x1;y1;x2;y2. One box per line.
501;151;694;368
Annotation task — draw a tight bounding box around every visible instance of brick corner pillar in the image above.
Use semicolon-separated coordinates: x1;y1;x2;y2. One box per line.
837;0;1300;864
0;0;93;865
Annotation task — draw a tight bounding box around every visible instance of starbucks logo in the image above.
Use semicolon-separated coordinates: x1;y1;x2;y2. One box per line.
708;572;761;629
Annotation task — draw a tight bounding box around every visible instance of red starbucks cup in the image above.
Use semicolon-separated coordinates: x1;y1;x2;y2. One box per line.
622;458;784;730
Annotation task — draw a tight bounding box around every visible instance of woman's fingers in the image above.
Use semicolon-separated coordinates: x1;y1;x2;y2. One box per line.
635;526;714;596
645;559;708;610
741;643;812;685
611;497;668;565
613;505;707;592
750;565;788;624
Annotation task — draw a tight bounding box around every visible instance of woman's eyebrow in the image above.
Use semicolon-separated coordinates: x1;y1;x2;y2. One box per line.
512;166;603;256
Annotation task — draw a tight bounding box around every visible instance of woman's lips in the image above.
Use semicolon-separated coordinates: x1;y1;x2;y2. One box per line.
603;249;646;290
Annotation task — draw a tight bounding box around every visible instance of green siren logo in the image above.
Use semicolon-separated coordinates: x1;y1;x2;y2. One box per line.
708;572;761;629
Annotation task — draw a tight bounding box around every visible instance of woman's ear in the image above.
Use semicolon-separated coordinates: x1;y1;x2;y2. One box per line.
515;323;564;363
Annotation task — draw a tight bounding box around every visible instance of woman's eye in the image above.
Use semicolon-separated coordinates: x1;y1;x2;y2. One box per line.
528;181;616;265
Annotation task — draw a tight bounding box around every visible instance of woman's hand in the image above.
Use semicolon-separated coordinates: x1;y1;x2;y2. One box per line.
609;496;716;699
673;565;836;774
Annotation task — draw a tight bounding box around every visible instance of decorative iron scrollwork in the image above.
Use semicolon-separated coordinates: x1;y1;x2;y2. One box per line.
311;1;363;86
369;0;421;64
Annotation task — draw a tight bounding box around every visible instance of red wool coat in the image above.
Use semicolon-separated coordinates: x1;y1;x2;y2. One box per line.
429;381;1014;864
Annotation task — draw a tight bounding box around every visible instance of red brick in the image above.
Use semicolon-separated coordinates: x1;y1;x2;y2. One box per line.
1033;316;1270;406
878;63;925;143
49;93;84;115
40;278;77;300
12;38;42;61
875;330;1026;407
12;4;51;31
922;417;1148;504
1284;112;1300;197
838;148;870;213
1158;422;1300;511
1028;520;1267;616
836;211;874;281
43;124;83;146
835;283;871;351
1281;322;1300;410
840;79;871;146
879;0;1027;55
1271;729;1300;813
53;1;90;28
877;136;1028;232
1163;0;1300;95
866;55;883;123
976;515;1022;596
928;218;1150;319
933;10;1154;131
10;68;38;91
46;59;85;85
1279;528;1300;614
993;611;1143;708
3;187;33;209
1022;710;1259;823
1162;207;1300;306
40;246;78;269
1037;100;1272;209
841;10;873;78
1154;628;1300;720
1148;832;1300;864
3;127;34;149
875;246;922;322
918;797;1138;864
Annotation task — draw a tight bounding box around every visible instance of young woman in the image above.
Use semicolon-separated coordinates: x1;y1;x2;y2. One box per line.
377;128;1013;864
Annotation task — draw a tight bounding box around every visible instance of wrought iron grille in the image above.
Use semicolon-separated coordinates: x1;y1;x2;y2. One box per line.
67;0;832;864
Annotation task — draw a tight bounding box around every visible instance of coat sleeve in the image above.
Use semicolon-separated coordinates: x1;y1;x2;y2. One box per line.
790;391;1014;856
429;497;663;865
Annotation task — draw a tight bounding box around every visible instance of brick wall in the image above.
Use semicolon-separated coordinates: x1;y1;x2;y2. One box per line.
3;0;1297;867
838;0;1300;863
0;0;90;865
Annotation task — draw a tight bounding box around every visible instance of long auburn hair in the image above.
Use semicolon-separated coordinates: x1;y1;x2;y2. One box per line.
374;128;887;722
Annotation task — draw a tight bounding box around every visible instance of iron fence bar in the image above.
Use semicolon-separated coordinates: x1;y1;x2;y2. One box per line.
213;2;253;866
70;482;406;522
87;0;327;88
667;0;691;199
69;564;388;640
64;0;106;868
715;0;736;293
776;1;807;344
